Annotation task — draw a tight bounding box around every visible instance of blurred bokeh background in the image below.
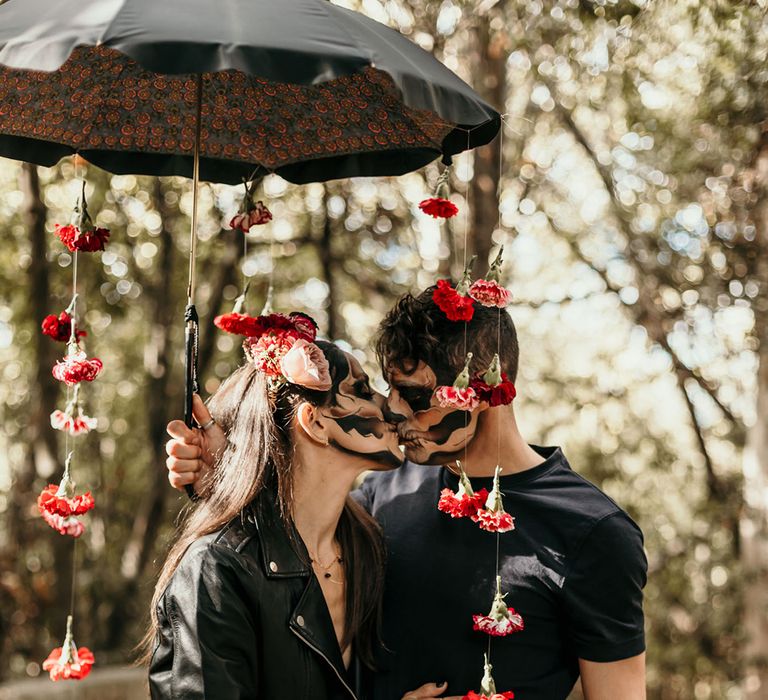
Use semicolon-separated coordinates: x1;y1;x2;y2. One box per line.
0;1;766;698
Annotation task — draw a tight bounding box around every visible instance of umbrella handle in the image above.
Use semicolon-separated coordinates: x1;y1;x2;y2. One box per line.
183;303;200;502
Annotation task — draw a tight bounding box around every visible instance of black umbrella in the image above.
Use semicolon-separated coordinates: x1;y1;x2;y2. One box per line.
0;0;500;498
0;0;499;183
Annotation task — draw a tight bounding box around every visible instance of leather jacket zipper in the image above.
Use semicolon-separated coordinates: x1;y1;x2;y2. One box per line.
290;627;358;700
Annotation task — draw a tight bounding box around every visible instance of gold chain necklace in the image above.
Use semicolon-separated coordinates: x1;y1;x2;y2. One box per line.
308;545;344;582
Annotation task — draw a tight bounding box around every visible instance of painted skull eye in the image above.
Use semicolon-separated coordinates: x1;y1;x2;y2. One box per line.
354;379;374;399
397;386;433;413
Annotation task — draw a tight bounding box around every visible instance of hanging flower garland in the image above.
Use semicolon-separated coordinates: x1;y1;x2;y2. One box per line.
38;176;107;680
471;354;516;407
461;654;515;700
431;240;519;698
52;345;103;385
42;311;86;342
229;180;273;232
433;256;477;322
50;384;97;436
472;576;524;637
435;353;479;410
469;247;511;308
438;460;488;519
419;168;459;219
53;181;110;253
474;466;515;534
42;616;95;681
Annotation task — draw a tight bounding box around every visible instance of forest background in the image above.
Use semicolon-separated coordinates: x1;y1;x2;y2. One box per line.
0;1;767;699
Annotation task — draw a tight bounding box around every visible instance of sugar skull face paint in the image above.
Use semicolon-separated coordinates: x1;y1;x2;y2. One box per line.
385;361;481;465
319;352;404;470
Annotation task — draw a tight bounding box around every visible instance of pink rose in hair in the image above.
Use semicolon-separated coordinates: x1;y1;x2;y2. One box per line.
280;339;332;391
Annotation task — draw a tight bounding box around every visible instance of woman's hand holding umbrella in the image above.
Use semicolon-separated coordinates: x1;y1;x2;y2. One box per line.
166;394;226;496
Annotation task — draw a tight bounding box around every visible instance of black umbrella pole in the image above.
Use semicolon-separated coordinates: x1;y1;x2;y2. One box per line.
183;75;204;502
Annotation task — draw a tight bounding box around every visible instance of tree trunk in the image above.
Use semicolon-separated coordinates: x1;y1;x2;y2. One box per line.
320;186;340;339
469;18;507;270
197;226;245;375
742;128;768;698
104;178;178;648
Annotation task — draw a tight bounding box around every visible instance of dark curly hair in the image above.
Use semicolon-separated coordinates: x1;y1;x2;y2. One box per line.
375;285;519;385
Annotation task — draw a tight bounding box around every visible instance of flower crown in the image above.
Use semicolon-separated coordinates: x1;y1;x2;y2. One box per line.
215;308;331;392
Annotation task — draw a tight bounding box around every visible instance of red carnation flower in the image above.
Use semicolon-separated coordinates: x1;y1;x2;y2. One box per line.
438;487;489;519
433;279;475;322
289;312;318;342
41;312;86;342
463;692;515;700
42;616;94;681
469;279;511;308
214;312;263;336
39;509;85;537
470;374;516;407
52;350;103;386
243;331;297;376
55;224;110;253
38;484;94;518
43;645;94;681
419;197;458;219
474;509;515;533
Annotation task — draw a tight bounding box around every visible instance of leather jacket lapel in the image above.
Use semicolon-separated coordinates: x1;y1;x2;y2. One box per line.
249;497;310;578
290;575;356;700
249;495;357;699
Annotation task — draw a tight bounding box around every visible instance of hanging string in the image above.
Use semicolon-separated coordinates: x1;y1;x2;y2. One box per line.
496;115;506;237
462;128;472;468
69;539;77;617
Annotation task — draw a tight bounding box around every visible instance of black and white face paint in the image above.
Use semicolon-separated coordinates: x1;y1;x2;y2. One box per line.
385;361;481;465
320;352;404;470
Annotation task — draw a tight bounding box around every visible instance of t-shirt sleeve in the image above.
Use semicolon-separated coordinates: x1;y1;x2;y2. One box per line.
562;511;647;662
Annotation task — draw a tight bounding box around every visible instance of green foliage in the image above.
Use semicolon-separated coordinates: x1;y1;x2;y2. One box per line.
0;1;764;698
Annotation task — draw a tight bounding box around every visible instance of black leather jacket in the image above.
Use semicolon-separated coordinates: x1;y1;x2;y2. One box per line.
148;496;360;700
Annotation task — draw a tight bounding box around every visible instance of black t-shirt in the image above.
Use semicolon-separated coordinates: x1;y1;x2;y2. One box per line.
354;446;647;700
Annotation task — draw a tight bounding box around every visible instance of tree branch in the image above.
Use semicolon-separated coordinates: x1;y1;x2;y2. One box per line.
553;104;739;428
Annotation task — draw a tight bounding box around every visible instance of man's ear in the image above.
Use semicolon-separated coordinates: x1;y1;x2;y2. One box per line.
296;402;330;446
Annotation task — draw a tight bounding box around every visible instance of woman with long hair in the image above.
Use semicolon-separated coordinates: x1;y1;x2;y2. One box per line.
145;314;405;700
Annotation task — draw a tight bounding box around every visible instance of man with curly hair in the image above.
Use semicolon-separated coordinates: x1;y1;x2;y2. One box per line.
354;285;647;700
165;284;647;700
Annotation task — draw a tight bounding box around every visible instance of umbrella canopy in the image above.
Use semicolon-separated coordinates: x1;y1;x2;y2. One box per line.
0;0;500;184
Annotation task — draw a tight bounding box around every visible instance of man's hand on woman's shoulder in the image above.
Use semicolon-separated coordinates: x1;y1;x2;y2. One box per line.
165;394;226;495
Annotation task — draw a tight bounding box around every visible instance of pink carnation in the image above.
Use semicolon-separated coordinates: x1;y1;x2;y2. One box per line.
39;509;85;538
230;201;273;231
50;409;97;436
469;279;511;308
473;612;524;636
473;509;515;533
244;332;297;376
434;385;479;410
